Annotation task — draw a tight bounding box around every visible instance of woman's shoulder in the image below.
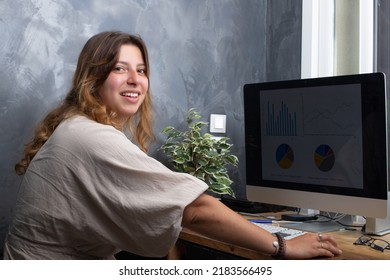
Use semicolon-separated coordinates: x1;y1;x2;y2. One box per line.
62;115;124;136
53;115;129;150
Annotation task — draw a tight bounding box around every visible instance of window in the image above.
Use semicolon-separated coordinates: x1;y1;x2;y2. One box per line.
301;0;376;78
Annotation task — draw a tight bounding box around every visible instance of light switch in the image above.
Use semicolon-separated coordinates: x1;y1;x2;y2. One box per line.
214;116;224;129
210;114;226;133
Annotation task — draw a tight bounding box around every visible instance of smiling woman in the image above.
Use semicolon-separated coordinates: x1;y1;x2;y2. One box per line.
5;31;207;259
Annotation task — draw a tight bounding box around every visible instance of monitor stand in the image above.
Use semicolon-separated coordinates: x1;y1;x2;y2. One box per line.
364;193;390;236
282;221;347;233
281;211;354;233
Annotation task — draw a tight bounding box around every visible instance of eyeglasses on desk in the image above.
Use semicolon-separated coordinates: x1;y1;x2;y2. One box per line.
353;235;390;252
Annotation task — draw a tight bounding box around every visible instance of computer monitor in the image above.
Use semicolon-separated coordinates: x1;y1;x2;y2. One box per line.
243;72;390;234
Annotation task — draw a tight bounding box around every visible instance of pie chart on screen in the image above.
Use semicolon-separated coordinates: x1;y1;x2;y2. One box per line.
314;144;335;172
275;143;294;169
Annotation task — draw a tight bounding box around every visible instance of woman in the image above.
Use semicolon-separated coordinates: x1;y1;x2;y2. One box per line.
4;31;342;259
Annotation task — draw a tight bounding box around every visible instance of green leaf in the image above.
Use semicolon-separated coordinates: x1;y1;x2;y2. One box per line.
161;126;175;133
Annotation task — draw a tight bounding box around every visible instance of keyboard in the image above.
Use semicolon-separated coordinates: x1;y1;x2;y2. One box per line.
220;196;294;213
252;222;306;240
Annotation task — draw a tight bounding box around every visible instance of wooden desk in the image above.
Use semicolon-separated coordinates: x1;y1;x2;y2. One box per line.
169;213;390;260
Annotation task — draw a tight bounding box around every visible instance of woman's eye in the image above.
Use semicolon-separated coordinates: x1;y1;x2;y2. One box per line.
138;68;146;75
113;66;126;72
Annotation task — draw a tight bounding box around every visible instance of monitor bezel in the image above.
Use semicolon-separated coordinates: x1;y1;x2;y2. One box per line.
244;73;388;216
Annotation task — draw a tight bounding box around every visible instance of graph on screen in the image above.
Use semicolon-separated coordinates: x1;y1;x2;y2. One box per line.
265;101;297;136
260;84;363;189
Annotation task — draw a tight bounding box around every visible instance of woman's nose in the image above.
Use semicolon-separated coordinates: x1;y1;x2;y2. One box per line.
127;69;138;84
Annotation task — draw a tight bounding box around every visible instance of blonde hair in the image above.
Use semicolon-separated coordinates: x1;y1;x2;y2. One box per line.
15;31;155;175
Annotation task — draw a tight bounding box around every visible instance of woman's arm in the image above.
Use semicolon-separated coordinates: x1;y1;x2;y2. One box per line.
182;193;342;259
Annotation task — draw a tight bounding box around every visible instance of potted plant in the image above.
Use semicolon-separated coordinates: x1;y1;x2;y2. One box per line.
160;108;238;197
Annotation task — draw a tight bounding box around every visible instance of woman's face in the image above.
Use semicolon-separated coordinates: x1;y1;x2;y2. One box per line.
99;44;149;127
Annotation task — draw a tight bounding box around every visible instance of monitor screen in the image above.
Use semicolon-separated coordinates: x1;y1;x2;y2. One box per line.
244;72;388;219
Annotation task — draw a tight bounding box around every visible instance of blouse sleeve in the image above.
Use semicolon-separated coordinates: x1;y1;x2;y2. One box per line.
33;116;209;257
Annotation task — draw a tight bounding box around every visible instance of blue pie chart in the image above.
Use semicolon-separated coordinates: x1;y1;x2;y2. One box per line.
314;144;335;172
276;144;294;169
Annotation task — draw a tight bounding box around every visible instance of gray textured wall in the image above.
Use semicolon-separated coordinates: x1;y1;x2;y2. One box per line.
0;0;302;255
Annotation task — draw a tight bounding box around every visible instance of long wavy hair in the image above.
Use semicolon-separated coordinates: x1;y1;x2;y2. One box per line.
15;31;155;175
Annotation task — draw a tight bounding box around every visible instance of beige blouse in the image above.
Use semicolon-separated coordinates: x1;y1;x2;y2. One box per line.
4;115;208;259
